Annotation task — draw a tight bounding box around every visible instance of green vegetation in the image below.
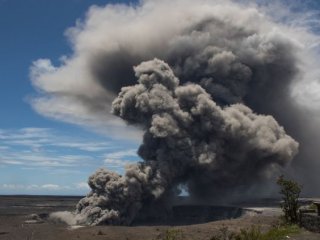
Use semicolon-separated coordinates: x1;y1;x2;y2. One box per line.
210;224;301;240
159;228;182;240
277;175;302;224
308;203;317;211
260;224;300;240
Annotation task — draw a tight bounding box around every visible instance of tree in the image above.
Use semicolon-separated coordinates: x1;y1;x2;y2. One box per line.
277;175;302;224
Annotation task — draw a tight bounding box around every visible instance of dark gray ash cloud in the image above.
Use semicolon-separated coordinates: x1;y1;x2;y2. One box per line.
31;0;320;225
73;59;298;225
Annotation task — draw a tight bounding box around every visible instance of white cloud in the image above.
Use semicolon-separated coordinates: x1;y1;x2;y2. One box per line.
1;183;68;191
0;151;92;168
75;182;90;190
2;160;23;165
41;184;61;190
104;149;137;159
0;146;9;150
0;182;92;192
0;128;114;152
53;141;113;152
30;59;56;78
0;127;126;169
104;149;139;168
29;59;142;141
1;184;23;189
104;158;132;167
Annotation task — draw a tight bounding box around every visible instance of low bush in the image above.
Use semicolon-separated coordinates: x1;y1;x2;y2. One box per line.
210;224;300;240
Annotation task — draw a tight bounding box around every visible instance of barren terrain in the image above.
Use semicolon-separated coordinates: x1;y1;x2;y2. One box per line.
0;196;319;240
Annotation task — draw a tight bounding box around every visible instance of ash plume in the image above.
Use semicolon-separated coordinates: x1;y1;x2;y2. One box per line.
73;59;298;225
31;0;320;225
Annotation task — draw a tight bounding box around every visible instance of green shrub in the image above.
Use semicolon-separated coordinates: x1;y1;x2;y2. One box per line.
277;175;302;224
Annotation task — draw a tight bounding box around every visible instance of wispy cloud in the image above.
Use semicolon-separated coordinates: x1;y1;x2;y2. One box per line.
0;127;140;194
103;149;139;169
0;182;89;191
75;182;90;190
0;128;113;152
0;127;128;169
0;149;93;168
41;184;61;190
104;149;137;160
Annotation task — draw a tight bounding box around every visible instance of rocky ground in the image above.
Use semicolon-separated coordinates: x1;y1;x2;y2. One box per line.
0;195;319;240
2;214;320;240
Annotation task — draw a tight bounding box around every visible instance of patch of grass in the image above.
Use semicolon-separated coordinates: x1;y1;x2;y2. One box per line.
159;228;182;240
210;224;301;240
236;226;262;240
260;224;300;240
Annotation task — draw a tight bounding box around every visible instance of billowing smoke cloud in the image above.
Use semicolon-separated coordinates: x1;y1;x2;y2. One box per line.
72;59;298;225
30;0;319;137
30;0;320;225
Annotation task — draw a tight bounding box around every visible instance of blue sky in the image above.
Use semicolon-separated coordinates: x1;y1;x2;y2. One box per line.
0;0;139;195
